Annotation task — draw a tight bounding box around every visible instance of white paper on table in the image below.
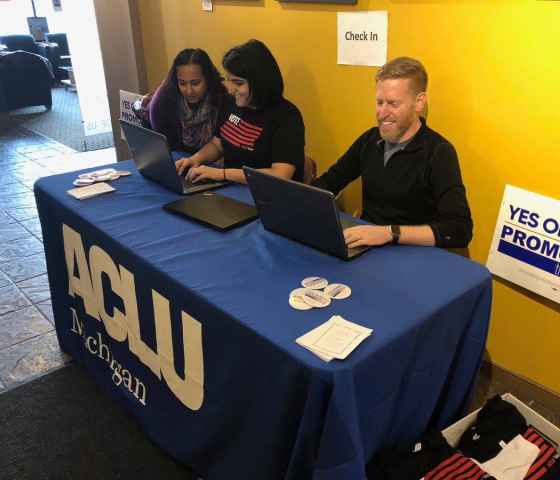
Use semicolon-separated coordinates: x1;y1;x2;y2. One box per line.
67;182;115;200
301;344;334;363
296;316;372;361
296;319;335;362
312;316;372;359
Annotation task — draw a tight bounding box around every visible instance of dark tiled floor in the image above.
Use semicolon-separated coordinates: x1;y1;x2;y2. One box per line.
0;123;115;394
0;252;47;283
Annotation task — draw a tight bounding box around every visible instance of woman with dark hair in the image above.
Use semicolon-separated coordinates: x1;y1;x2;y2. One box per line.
148;48;230;156
176;39;305;184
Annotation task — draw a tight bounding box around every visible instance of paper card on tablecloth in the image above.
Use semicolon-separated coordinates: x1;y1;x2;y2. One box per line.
67;182;115;200
296;316;372;361
300;344;334;363
296;319;336;362
311;316;372;360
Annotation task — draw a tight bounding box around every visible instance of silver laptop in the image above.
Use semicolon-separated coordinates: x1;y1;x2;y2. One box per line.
244;167;371;260
120;120;227;195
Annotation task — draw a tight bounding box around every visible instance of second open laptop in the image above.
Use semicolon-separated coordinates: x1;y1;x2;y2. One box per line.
120;120;227;195
244;167;371;260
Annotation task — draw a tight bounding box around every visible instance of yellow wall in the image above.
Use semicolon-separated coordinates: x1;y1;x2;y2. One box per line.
137;0;560;393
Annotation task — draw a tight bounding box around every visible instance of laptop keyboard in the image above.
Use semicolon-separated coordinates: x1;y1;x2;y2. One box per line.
181;177;219;188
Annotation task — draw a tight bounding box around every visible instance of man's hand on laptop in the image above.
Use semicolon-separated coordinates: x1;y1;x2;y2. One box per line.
175;156;198;176
344;225;392;248
186;165;223;183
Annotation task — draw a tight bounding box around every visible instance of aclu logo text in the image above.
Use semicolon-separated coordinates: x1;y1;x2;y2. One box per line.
63;224;205;410
71;308;147;406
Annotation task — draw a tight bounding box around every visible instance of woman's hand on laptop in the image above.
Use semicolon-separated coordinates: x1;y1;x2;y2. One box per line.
176;138;224;176
344;225;392;248
186;165;224;183
175;156;198;176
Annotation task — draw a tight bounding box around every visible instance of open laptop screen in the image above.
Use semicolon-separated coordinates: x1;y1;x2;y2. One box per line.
120;120;226;195
244;167;368;260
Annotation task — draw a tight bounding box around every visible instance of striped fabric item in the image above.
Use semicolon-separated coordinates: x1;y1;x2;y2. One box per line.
220;115;263;151
523;427;559;480
424;452;492;480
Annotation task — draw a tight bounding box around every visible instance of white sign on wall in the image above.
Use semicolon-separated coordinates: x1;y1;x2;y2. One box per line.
337;11;388;67
487;185;560;304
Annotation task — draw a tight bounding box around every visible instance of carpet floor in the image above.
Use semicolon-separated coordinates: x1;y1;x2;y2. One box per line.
9;86;114;152
0;363;198;480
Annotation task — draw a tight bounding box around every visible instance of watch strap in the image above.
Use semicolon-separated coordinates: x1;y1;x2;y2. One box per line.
390;225;401;245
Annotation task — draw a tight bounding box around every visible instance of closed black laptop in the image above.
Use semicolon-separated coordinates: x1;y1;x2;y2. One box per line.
120;120;227;195
244;167;370;260
164;192;258;232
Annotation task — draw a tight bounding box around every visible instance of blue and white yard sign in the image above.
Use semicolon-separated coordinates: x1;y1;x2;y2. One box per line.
487;185;560;303
119;90;143;140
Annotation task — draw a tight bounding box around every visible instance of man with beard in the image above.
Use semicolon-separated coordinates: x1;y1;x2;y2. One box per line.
313;57;473;249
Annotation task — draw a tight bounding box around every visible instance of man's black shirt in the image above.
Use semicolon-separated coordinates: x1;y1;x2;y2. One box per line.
313;119;473;248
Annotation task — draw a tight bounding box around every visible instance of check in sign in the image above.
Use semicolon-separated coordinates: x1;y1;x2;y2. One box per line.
337;11;388;67
487;185;560;303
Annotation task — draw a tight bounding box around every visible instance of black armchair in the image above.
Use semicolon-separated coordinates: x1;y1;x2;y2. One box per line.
44;32;71;81
0;34;39;54
1;34;44;54
0;34;58;68
0;50;54;112
44;33;70;60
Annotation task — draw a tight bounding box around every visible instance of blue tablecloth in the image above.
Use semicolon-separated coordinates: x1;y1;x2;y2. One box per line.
34;160;492;480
